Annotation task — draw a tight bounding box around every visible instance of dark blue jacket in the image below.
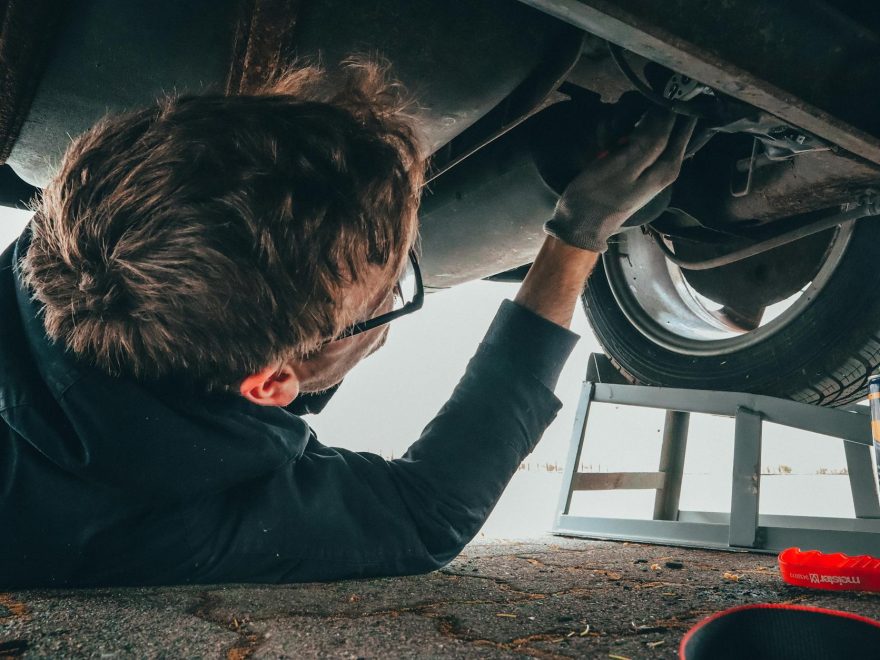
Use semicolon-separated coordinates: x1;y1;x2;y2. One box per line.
0;227;576;587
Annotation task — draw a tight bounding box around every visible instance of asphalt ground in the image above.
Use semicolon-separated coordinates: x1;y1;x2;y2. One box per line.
2;536;879;659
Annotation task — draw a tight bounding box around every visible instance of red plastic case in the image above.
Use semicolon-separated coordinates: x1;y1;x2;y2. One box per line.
778;547;880;592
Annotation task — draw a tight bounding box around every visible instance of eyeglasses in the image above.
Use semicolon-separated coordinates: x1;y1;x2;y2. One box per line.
326;250;424;343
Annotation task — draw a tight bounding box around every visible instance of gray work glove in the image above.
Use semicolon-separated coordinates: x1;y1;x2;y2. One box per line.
545;110;697;253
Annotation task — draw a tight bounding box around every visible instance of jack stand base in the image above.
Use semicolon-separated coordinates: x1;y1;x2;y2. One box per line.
553;354;880;556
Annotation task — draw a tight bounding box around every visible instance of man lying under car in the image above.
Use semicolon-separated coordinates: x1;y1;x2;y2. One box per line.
0;61;694;586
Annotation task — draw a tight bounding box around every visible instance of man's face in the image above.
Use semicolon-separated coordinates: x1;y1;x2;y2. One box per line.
287;266;397;394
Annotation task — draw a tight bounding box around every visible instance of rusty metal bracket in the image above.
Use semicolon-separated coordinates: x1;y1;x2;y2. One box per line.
225;0;301;95
517;0;880;165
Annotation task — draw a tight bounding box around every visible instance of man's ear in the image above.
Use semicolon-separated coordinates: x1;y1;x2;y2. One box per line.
239;364;301;407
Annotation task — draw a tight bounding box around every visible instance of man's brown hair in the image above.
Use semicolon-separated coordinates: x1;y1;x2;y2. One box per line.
22;59;425;390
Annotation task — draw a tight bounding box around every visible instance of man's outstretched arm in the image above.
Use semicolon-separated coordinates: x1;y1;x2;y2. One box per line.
181;298;577;583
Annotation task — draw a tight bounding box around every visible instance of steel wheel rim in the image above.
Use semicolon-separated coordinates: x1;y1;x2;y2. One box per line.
601;224;854;357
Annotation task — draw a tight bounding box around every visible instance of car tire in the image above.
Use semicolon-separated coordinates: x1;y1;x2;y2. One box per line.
582;219;880;407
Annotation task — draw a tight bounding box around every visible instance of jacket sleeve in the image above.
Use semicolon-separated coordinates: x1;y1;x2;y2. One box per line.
183;300;579;584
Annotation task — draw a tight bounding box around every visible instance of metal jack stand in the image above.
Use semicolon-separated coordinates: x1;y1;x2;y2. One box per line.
552;353;880;555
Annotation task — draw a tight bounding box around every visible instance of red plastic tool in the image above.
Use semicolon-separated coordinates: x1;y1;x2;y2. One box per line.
778;547;880;592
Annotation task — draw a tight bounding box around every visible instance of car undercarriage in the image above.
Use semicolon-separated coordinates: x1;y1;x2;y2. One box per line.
2;0;880;405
